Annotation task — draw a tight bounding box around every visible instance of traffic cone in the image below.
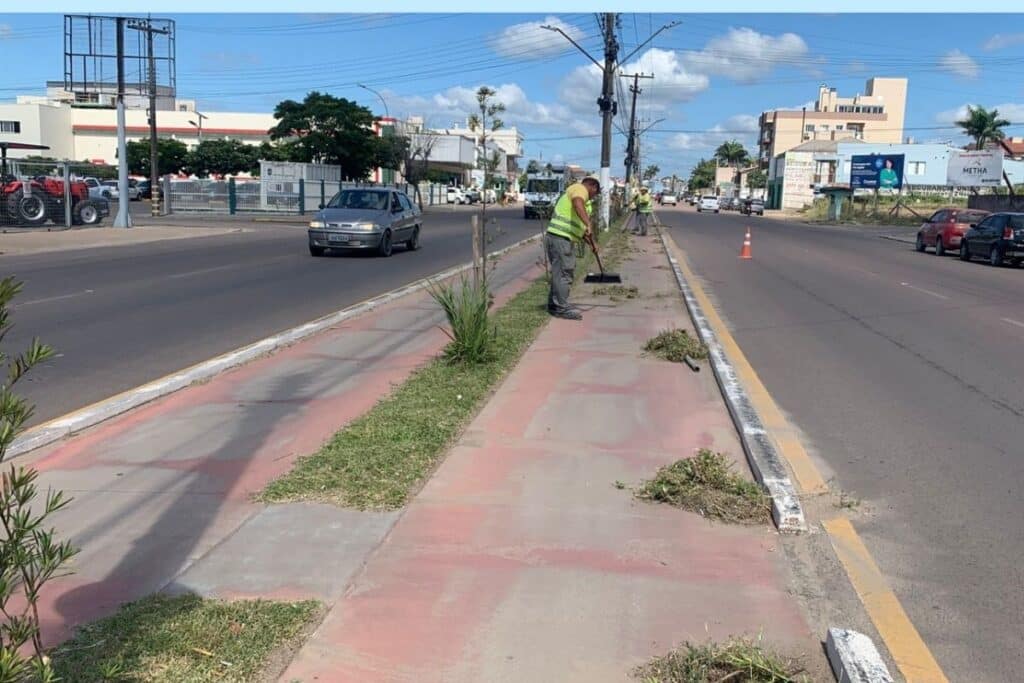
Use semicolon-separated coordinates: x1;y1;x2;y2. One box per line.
739;228;752;259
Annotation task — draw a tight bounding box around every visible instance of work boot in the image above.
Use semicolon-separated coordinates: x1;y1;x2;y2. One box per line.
550;308;583;321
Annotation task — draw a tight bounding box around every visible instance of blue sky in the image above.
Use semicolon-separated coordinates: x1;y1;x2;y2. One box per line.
2;12;1024;177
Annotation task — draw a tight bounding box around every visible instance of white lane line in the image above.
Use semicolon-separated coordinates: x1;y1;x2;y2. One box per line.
1001;317;1024;329
899;282;949;300
17;289;95;306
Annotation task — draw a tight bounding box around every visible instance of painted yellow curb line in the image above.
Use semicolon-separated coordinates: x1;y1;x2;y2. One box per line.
665;231;949;683
665;233;828;495
824;518;949;683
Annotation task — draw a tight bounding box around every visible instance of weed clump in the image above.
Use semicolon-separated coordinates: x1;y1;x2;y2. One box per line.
635;637;808;682
429;275;496;364
644;328;708;362
636;449;771;525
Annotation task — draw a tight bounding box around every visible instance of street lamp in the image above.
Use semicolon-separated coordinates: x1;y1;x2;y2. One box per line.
357;83;390;121
189;111;208;142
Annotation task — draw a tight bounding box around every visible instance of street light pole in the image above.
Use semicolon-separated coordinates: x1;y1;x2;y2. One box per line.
189;111;207;143
358;83;390;120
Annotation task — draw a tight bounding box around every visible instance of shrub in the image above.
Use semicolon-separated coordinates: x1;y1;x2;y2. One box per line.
429;275;496;364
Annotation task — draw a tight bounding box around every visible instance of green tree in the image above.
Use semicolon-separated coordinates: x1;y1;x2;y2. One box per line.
187;139;258;177
468;86;506;278
642;164;660;181
374;133;410;179
688;158;717;192
525;159;540;173
269;91;381;180
715;140;750;192
126;138;190;176
746;168;767;190
956;105;1011;150
0;277;77;682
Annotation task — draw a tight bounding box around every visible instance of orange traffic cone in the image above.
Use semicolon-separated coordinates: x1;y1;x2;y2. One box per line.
739;228;752;259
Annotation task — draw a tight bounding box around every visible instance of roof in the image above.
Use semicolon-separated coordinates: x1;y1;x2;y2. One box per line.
72;124;270;136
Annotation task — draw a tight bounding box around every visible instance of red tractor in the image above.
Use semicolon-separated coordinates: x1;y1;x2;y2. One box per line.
1;142;107;227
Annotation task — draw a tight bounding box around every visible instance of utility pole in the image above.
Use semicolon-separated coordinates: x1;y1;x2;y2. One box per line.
128;17;171;218
622;72;653;199
113;17;131;228
542;16;677;229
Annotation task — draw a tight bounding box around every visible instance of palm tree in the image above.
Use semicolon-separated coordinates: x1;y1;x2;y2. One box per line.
714;140;750;195
956;105;1011;150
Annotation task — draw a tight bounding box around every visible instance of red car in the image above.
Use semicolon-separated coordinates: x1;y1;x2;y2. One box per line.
916;208;990;256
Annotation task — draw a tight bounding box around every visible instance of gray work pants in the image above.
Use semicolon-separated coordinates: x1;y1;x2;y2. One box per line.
545;232;576;313
636;211;650;235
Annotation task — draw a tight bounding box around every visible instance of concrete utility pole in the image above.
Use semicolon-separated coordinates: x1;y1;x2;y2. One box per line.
113;17;131;228
542;16;677;229
622;72;653;199
128;17;170;218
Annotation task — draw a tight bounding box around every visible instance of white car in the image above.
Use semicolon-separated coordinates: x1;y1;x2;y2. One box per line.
697;195;720;213
660;192;678;206
100;179;141;201
446;186;470;204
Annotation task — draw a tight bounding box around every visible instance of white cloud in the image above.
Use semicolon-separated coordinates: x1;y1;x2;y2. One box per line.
667;114;760;153
983;33;1024;51
560;48;709;117
939;50;980;79
489;16;583;60
682;28;808;83
391;83;575;130
0;24;11;40
935;102;1024;125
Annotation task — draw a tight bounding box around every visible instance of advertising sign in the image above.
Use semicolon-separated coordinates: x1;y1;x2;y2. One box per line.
850;154;905;190
947;150;1004;187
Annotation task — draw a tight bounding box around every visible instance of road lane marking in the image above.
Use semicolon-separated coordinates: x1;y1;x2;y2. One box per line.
1001;317;1024;329
664;231;949;683
167;255;293;280
17;289;95;306
899;282;949;300
824;518;950;683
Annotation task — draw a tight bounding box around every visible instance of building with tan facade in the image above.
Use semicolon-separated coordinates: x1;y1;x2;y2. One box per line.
759;78;908;163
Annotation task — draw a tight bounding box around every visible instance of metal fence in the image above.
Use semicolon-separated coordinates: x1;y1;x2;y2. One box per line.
164;178;421;215
1;160;112;229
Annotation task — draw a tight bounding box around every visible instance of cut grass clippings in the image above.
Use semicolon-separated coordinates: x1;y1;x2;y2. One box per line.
635;637;808;683
636;449;772;525
51;594;319;682
592;284;639;299
261;277;552;510
644;328;708;363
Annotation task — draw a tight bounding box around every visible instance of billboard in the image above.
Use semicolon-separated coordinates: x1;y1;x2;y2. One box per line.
851;154;905;190
947;150;1004;187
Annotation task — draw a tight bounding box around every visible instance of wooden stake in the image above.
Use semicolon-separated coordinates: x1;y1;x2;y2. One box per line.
471;214;481;288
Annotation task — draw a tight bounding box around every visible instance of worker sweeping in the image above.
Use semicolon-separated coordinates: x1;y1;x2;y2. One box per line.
544;175;600;320
631;186;654;236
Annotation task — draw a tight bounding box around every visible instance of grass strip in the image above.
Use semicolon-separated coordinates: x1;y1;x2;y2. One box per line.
261;277;552;509
644;329;708;363
636;449;772;525
50;594;318;682
634;637;808;682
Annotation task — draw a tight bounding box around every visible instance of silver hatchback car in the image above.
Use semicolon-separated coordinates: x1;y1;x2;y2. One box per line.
308;188;422;257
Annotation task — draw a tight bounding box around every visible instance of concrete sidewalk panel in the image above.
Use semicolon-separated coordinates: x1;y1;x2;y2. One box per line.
171;503;400;602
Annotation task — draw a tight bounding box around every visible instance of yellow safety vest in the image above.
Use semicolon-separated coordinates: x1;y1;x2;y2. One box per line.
635;194;653;213
546;190;593;242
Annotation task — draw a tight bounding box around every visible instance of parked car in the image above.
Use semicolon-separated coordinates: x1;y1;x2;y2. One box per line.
136;179;152;199
660;192;678;206
446;186;470;204
915;208;990;256
81;177;106;201
958;212;1024;267
100;179;140;201
463;188;480;204
697;195;720;213
308;188;421;257
740;198;765;216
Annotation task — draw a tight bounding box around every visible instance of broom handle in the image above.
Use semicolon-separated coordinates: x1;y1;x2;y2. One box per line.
585;234;605;275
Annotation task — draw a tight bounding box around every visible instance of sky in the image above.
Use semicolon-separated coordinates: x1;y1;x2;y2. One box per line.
2;12;1024;178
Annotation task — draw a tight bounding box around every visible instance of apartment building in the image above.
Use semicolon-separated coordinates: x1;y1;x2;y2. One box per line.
759;78;908;163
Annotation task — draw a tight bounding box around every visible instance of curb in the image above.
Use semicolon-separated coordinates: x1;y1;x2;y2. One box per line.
9;233;543;458
879;234;916;245
657;230;806;533
826;628;894;683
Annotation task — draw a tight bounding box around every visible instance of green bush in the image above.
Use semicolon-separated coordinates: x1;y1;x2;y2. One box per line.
429;275;496;364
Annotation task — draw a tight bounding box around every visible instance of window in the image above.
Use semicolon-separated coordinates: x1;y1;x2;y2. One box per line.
835;125;844;131
399;194;413;211
908;161;926;175
929;211;948;223
390;193;402;213
804;124;815;132
0;120;21;133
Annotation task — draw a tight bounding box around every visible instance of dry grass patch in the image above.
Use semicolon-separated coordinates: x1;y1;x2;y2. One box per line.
635;637;809;682
644;328;708;363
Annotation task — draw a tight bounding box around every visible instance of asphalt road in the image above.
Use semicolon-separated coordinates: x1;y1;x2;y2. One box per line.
661;205;1023;682
4;206;540;426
